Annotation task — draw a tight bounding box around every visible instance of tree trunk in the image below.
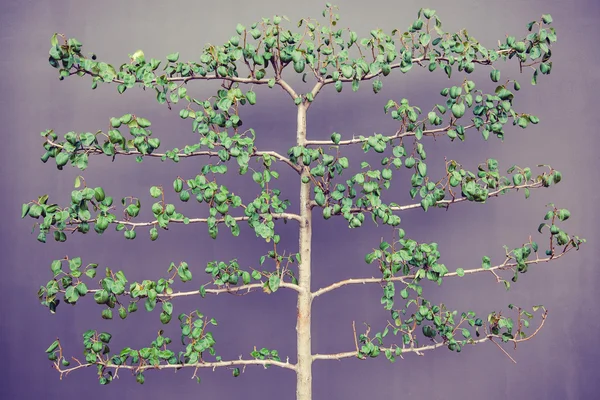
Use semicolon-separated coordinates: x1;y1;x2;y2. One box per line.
296;102;313;400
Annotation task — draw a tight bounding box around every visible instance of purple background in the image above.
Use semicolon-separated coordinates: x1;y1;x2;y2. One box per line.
2;0;598;398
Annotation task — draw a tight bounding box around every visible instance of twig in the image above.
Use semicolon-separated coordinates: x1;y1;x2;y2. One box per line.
488;337;517;364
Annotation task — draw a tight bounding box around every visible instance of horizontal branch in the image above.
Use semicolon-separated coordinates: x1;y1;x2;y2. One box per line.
312;251;568;298
318;50;512;87
314;335;500;361
46;139;301;173
333;181;545;216
76;65;300;101
72;45;513;105
55;355;296;379
93;53;502;89
313;307;547;362
68;212;302;229
65;281;302;300
82;67;272;89
304;124;462;146
312;339;480;361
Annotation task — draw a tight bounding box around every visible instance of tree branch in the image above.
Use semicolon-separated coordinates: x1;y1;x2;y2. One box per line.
64;281;301;299
313;334;509;362
78;67;273;88
305;81;325;111
45;139;301;173
65;212;301;230
318;50;513;88
276;78;300;100
305;124;464;146
313;308;547;362
76;64;304;104
339;181;545;216
312;251;570;298
55;356;296;380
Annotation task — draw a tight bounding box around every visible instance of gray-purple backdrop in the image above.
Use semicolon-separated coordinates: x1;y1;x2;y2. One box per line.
2;0;598;398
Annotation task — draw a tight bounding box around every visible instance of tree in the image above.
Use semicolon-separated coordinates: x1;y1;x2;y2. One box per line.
23;4;584;399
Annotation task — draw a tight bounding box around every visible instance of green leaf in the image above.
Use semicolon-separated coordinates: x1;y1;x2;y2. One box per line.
150;186;162;198
451;103;465;118
293;59;305;73
268;275;280;292
166;52;180;62
490;70;500;82
532;69;538;85
45;340;59;353
94;187;106;202
417;162;427;177
246;91;257;105
456;268;465;277
51;259;62;275
314;192;326;207
372;80;382;94
162;301;173;315
341;65;353;79
75;282;88;296
482;256;491;269
557;209;570;221
136;372;145;385
21;203;30;218
335;80;343;92
68;257;82;271
136;117;151;128
242;271;251;285
56;152;69;167
50;34;59;47
173;178;183;193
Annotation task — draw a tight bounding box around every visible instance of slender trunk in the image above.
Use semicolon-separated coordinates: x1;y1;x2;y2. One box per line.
296;102;313;400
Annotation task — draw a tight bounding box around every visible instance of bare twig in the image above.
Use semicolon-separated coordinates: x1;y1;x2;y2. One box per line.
488;338;517;363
